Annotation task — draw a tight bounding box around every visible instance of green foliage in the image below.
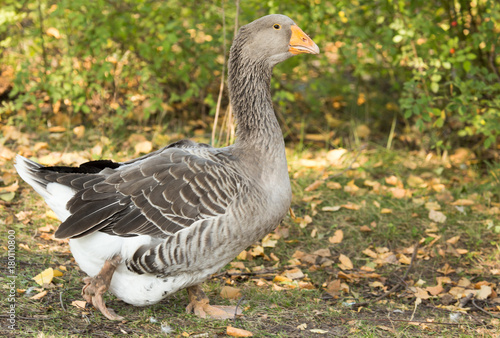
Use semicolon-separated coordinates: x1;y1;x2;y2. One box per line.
0;0;499;151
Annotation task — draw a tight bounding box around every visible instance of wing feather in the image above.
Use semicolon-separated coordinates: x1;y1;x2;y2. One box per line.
54;146;244;239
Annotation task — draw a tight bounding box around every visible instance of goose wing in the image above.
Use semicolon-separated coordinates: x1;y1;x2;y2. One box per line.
53;145;244;239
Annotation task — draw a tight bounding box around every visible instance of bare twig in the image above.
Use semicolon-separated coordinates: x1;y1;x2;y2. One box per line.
471;298;500;319
234;295;245;321
211;1;227;146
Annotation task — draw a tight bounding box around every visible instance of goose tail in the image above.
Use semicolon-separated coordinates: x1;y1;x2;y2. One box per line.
14;155;74;222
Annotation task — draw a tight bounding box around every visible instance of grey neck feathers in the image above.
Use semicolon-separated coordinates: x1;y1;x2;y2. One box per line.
228;36;283;151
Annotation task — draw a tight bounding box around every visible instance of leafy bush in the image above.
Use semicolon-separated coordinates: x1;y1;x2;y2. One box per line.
0;0;499;151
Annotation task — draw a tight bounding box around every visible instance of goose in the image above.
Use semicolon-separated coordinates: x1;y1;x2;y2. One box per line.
15;14;319;320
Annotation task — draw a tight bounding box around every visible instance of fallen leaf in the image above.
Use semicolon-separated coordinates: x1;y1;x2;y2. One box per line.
220;286;242;299
407;175;426;188
429;209;447;223
305;180;323;192
38;224;55;233
248;246;264;257
310;329;329;334
313;248;331;257
363;248;378;259
135;140;153;155
0;191;16;202
30;290;48;300
33;268;62;286
326;181;342;190
46;27;61;39
398;254;411;265
414;287;431;300
326;279;341;296
338;254;353;270
451;199;474;206
328;229;344;243
71;300;87;309
476;285;492;300
359;225;372;232
390;187;408;199
0;181;19;193
446;236;460;244
297;323;308;330
227;326;253;337
425;201;441;211
261;234;278;248
385;175;399;186
73;125;85;138
299;215;313;228
343;180;360;194
284;268;305;280
341;202;361;210
426;284;444;296
322;206;341;212
380;208;393;214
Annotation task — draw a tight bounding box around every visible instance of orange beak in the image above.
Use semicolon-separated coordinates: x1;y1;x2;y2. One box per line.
288;25;320;55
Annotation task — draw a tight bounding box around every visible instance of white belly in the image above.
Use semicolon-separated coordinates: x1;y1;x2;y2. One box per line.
69;232;216;306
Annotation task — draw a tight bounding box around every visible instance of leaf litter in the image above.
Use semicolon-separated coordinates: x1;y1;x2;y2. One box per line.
1;125;499;335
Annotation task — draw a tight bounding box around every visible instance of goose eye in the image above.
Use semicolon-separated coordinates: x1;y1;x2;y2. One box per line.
273;24;281;30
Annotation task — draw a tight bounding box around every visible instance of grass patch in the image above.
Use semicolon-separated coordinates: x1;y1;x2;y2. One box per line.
1;134;499;337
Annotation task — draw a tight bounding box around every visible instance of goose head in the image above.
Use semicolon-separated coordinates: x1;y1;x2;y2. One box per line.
230;14;319;69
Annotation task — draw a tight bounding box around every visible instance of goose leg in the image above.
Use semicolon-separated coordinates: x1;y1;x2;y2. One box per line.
186;285;242;319
82;255;124;321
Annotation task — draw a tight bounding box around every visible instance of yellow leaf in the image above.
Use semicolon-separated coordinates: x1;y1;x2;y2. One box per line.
220;286;242;299
284;267;305;280
413;287;431;299
135;140;153;155
429;209;447;223
380;208;392;214
385;175;399;186
425;201;441;211
338;254;353;270
305;180;323;192
451;199;474;206
30;290;48;300
33;268;57;286
363;248;378;259
261;234;278;248
359;225;372;232
328;229;344;244
71;300;87;309
274;275;293;283
341;202;361;210
476;285;492;300
73;125;85;139
236;250;247;260
426;284;444;296
0;181;19;193
446;236;460;244
390;187;408;199
227;326;253;337
322;206;341;212
326;181;342;190
398;254;411;265
407;175;426;188
46;27;61;39
39;153;61;166
299;215;313;228
248;246;264;257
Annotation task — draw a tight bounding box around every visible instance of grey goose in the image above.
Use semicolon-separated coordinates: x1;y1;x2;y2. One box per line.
15;14;319;320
